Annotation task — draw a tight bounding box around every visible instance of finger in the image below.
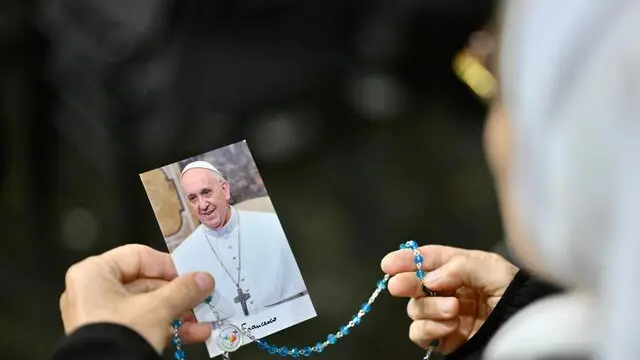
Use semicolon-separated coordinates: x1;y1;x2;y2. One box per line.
59;291;68;312
409;319;458;350
59;291;70;332
407;297;459;321
388;272;455;298
179;322;213;344
422;254;513;294
388;272;427;298
99;244;178;283
381;245;470;275
179;311;197;323
147;272;215;321
125;279;169;294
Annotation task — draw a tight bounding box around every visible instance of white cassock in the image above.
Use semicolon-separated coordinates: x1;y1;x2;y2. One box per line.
171;206;308;323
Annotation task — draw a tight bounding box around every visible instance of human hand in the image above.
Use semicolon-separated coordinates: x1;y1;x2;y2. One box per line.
59;244;215;353
381;245;518;354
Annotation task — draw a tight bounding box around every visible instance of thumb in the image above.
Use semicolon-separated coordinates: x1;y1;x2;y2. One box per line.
422;255;497;294
147;272;215;321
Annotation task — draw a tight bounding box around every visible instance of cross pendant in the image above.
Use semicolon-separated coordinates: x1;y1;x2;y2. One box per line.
234;287;251;316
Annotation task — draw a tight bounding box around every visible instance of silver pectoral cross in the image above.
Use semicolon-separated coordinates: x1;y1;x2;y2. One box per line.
234;287;251;316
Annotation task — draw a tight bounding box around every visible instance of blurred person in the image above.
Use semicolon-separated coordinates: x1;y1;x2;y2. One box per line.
383;1;640;359
173;161;307;320
381;100;563;360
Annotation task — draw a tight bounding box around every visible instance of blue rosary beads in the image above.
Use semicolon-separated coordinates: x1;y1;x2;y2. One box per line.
172;319;186;360
172;240;439;360
400;241;440;358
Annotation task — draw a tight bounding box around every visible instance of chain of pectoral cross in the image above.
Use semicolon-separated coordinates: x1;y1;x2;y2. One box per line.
172;240;440;360
204;207;252;317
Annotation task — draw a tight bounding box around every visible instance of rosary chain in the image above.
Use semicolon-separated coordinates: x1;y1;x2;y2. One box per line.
171;240;438;360
204;206;242;289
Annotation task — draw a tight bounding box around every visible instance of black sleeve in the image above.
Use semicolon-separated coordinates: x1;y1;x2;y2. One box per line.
445;269;563;360
47;323;162;360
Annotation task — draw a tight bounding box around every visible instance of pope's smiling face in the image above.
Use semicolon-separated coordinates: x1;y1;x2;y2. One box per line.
180;168;232;229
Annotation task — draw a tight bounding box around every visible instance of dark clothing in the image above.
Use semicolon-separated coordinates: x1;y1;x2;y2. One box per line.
446;270;563;360
48;323;160;360
47;270;562;360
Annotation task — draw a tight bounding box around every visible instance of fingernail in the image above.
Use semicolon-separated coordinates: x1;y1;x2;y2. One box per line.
424;270;440;284
195;272;213;291
380;256;390;271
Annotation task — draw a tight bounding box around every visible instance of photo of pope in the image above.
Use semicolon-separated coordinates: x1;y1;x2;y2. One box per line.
171;160;308;322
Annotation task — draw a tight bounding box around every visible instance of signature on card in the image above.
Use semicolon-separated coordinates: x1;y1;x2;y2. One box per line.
241;317;277;332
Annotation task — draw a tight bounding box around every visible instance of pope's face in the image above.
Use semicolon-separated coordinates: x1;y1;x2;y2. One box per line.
180;168;231;229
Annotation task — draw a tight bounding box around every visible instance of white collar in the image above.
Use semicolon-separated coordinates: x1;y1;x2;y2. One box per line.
203;206;239;238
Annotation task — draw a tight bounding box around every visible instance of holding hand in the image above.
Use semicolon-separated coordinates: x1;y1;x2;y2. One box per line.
59;244;215;353
381;245;518;354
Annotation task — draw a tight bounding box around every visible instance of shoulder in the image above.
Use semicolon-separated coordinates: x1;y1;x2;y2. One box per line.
172;225;205;254
237;210;288;244
238;209;281;226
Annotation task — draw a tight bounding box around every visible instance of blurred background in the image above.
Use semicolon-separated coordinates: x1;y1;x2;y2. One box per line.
0;0;509;359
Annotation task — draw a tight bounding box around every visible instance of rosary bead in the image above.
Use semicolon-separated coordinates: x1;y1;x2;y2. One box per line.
416;269;425;279
302;346;313;356
278;347;289;356
415;254;424;263
340;325;350;335
360;303;371;313
314;342;324;353
327;334;337;345
174;349;185;360
290;348;300;358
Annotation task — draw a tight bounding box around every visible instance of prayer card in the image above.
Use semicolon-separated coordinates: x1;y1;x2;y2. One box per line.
139;140;316;358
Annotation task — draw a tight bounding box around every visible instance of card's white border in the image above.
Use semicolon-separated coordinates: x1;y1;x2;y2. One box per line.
205;294;317;357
